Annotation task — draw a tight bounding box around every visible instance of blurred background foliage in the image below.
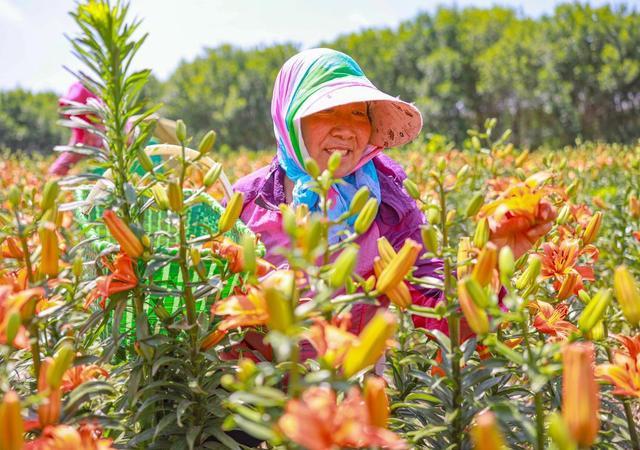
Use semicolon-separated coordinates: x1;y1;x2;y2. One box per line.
1;2;639;153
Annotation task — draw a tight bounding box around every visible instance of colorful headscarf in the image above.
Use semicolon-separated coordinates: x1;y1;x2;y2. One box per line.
272;48;383;243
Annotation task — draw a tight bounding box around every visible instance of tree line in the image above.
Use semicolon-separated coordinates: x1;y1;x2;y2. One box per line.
2;2;639;153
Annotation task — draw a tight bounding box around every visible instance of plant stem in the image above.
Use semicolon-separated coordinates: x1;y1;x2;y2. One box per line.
439;179;462;448
520;317;545;450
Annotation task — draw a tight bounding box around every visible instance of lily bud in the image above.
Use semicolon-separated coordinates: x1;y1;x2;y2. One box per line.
403;179;420;200
47;342;75;389
557;272;579;300
218;192;244;234
329;245;359;288
565;180;579;198
175;120;187;142
200;328;227;351
72;255;83;278
470;410;507;450
515;149;529;167
613;265;640;326
446;209;456;226
578;288;611;334
354;198;379;235
458;277;490;335
464;277;490;308
304;218;323;256
305;158;320;178
376;237;396;265
456;164;470;181
421;224;439;255
498;246;514;284
548;412;577;450
426;206;440;225
457;237;473;279
562;342;600;447
263;271;295;334
364;376;389;428
150;184;169;210
556;204;572;225
167;181;183;213
41;180;60;213
136;147;154;172
0;391;24;450
198;130;217;155
349;187;370;215
582;212;602;245
38;222;59;277
103;210;143;259
516;255;541;290
328;152;342;173
241;235;257;275
585;320;606;341
472;242;497;287
4;310;21;347
8;186;21;208
376;239;421;294
203;163;223;188
343;311;396;377
473;217;490;248
465;192;484;218
38;358;61;427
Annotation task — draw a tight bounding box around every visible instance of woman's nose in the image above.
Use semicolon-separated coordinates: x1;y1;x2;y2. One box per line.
330;122;357;140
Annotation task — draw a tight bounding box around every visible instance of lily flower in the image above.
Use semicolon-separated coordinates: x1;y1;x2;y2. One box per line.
211;287;269;330
277;386;407;450
84;253;138;309
531;301;578;341
595;335;640;398
540;239;596;298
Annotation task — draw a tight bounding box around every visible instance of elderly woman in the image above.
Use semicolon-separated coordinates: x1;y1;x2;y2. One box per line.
233;48;442;335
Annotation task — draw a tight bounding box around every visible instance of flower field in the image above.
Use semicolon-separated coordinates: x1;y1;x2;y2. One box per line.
2;2;640;450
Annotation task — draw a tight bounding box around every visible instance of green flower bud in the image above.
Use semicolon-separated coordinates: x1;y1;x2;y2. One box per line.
329;245;359;288
464;277;490;308
420;224;439;254
354;198;379;235
151;184;170;210
465;192;484;218
8;186;21;208
498;246;515;283
473;217;490;248
242;234;256;274
136;147;154;173
578;288;611;334
5;310;21;346
41;180;60;212
516;255;542;290
203;163;223;188
167;181;183;213
305;158;320;178
198;130;217;155
349;187;370;215
403;179;420;200
328;152;342;173
175;120;187;142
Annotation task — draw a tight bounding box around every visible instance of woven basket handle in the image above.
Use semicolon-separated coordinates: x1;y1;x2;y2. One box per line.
82;144;233;213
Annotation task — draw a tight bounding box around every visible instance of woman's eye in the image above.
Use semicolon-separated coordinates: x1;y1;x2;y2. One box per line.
352;110;367;117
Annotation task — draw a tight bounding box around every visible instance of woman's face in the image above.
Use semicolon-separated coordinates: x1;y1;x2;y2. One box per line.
301;102;371;178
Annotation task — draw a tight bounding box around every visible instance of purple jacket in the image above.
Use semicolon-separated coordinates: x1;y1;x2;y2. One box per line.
233;154;445;334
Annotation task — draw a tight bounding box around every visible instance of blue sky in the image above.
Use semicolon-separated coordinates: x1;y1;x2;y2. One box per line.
1;0;638;92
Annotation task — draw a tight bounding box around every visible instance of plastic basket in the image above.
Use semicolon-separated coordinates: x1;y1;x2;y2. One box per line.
73;144;262;342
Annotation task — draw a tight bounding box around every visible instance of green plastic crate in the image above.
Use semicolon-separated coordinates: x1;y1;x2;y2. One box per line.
74;187;262;343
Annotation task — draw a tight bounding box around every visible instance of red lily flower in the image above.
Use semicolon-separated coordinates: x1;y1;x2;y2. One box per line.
596;335;640;398
85;252;138;309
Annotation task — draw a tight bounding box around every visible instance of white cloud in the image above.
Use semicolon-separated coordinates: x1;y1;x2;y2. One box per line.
0;0;23;23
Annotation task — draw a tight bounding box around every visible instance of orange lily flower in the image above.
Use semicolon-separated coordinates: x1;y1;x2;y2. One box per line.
540;239;596;298
205;237;274;276
25;423;115;450
478;172;557;259
85;252;138;309
61;365;109;393
1;236;24;259
305;316;358;368
277;386;407;450
0;285;44;348
210;287;269;330
595;335;640;398
530;301;578;341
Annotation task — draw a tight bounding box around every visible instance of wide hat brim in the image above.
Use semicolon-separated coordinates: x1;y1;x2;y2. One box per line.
298;84;423;149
